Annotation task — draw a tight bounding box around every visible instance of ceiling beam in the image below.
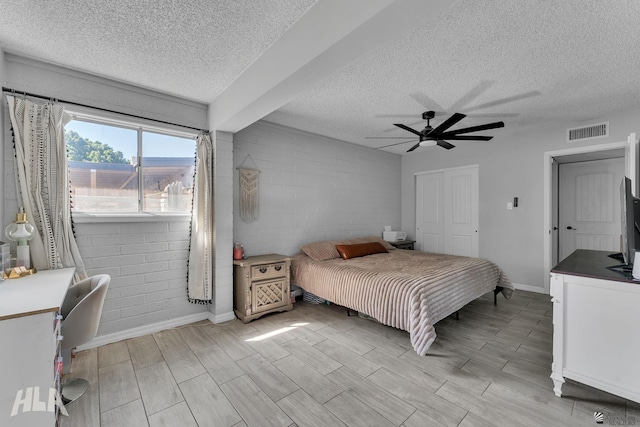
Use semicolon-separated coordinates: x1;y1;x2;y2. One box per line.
210;0;459;133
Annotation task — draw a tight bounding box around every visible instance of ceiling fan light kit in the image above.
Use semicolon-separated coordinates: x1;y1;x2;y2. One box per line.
373;110;504;152
420;140;437;148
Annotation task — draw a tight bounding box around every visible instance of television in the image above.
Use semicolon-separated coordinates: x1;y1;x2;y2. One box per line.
619;176;640;267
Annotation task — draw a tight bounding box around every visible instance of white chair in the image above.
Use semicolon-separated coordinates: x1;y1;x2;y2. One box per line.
60;274;110;404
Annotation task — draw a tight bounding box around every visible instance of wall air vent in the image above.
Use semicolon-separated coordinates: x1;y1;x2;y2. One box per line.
566;122;609;143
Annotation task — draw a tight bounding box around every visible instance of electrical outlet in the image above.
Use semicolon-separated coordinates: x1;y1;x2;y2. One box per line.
507;202;513;210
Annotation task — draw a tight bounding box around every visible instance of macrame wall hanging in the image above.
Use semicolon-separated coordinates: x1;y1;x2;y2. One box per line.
238;154;260;222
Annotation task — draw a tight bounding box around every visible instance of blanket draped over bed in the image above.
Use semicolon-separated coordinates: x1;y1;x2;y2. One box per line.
291;249;513;356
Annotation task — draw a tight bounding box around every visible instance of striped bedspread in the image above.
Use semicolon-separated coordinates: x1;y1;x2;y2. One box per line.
291;250;513;356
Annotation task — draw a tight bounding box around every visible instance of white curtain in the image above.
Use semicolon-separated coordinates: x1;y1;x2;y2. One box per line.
6;95;87;281
187;131;214;303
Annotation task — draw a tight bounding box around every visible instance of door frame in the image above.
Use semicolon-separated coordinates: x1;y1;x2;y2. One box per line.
543;136;636;293
557;157;625;262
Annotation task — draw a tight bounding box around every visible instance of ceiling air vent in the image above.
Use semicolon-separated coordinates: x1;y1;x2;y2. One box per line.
566;122;609;143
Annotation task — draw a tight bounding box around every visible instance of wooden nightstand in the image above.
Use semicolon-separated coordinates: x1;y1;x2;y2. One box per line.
233;254;293;323
388;240;416;250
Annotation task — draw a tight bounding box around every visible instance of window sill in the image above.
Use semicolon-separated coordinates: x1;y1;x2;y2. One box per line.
71;212;191;223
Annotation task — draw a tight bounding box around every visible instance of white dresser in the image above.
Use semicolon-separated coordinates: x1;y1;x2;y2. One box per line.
550;250;640;403
0;268;74;426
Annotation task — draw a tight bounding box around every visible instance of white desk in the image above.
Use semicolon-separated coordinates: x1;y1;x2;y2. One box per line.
0;268;74;426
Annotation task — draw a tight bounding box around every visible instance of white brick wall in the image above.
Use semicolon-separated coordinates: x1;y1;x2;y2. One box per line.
74;219;207;336
233;121;402;257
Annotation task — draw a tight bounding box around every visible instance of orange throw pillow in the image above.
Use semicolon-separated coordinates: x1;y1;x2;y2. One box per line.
335;242;388;260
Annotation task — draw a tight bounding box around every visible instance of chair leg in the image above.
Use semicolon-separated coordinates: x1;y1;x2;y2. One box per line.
62;378;89;405
494;286;503;305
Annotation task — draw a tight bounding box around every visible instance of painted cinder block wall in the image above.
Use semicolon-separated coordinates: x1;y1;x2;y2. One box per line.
232;121;402;258
73;219;204;335
1;54;213;337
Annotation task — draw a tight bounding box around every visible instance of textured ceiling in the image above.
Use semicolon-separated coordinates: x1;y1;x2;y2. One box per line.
2;0;640;154
0;0;318;101
265;0;640;152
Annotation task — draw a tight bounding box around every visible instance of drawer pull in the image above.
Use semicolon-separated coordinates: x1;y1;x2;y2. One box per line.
259;267;267;273
275;265;282;271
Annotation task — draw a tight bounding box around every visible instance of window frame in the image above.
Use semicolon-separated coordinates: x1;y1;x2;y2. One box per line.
64;106;198;222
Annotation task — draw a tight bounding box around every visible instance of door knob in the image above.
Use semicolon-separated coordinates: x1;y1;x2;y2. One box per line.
566;226;577;230
553;227;559;231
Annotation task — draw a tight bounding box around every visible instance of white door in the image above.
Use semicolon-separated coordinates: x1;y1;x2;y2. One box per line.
444;167;479;256
416;172;444;253
558;157;624;261
416;165;479;257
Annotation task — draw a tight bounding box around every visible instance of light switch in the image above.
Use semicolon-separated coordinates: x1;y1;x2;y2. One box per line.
507;202;513;210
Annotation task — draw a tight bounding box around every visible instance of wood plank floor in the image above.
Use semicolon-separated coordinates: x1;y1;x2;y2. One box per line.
62;290;637;426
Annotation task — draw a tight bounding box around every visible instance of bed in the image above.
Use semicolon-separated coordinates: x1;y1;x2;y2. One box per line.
291;236;513;356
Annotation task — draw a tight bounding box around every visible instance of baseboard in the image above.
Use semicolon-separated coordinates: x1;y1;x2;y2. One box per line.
512;282;547;294
76;311;211;351
208;311;236;324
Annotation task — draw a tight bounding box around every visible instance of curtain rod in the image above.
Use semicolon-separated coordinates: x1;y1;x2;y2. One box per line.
2;86;209;133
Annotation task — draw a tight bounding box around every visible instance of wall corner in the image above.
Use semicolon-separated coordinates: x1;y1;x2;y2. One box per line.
210;130;235;319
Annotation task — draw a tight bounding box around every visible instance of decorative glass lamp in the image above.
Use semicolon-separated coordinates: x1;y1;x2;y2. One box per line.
5;207;36;269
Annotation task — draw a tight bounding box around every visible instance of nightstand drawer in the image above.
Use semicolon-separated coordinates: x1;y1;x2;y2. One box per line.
250;262;286;280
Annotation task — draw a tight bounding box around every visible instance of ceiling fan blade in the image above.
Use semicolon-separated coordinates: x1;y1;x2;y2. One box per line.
376;114;421;118
437;140;456;150
394;123;423;136
443;135;493;141
463;90;541;112
365;136;419;139
464;112;519;118
442;121;504;136
409;92;445;112
382;120;423;133
406;142;422;152
426;113;466;137
376;140;416;149
449;80;494;112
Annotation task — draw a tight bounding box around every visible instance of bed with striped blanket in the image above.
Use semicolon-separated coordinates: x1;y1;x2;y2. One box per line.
291;238;513;356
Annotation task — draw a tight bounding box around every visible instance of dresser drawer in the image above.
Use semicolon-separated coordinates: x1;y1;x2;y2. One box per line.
250;262;286;280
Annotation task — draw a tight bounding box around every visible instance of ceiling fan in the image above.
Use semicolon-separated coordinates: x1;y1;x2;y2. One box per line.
370;111;504;152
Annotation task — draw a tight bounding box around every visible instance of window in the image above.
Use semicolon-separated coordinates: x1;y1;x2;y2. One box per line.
65;116;196;213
